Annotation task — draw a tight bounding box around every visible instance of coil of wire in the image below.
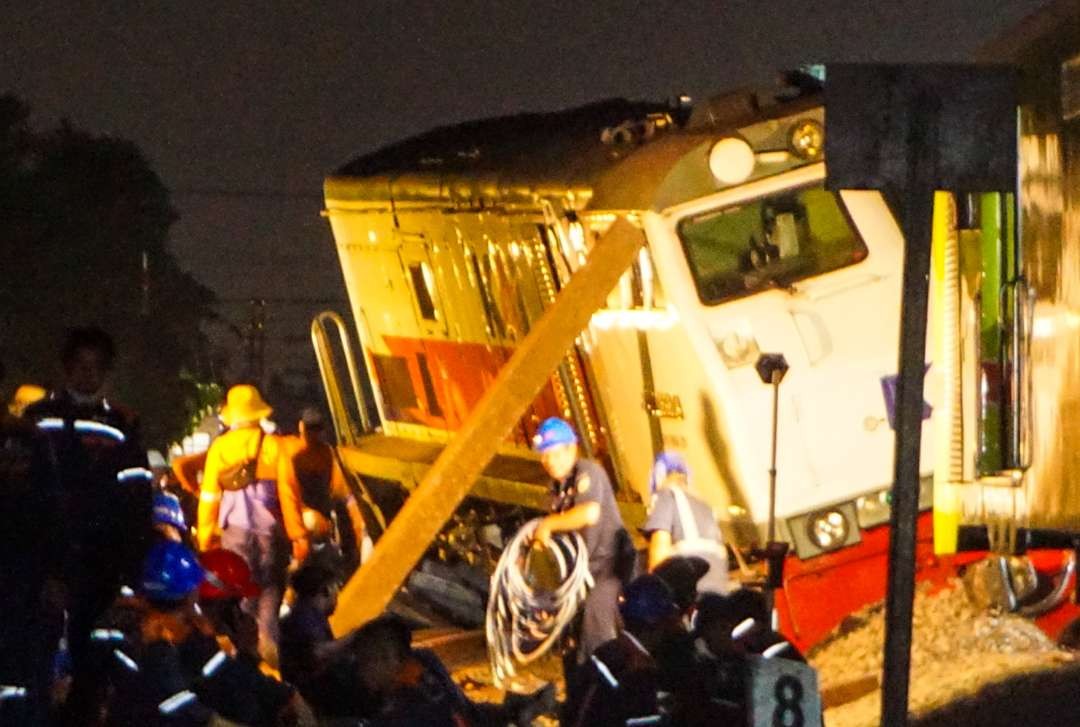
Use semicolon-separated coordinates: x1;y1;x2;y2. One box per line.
486;517;593;688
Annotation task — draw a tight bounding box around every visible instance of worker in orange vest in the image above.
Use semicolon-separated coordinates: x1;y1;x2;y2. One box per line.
282;408;366;572
170;450;207;498
196;384;308;662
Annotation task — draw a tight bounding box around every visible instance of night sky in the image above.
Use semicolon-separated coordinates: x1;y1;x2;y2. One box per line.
0;0;1051;384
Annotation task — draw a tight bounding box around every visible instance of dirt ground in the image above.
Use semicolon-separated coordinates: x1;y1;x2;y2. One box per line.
454;659;563;727
810;580;1077;727
428;580;1080;726
415;628;562;725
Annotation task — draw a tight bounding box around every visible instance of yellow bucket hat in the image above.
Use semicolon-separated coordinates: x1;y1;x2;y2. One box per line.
219;384;273;427
9;384;47;417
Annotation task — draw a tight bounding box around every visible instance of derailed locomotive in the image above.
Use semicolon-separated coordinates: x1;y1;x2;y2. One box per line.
317;12;1080;649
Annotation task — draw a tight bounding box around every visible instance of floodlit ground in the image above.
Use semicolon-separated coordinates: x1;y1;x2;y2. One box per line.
454;655;563;727
415;628;562;726
424;579;1080;725
810;580;1077;727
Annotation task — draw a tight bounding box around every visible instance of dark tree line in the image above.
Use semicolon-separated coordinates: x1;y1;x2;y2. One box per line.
0;93;216;447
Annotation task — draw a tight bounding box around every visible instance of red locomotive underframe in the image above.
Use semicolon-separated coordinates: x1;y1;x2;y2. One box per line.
776;511;1080;652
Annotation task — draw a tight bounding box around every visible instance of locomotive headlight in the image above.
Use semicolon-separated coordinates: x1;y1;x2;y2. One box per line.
789;119;824;160
708;137;756;185
806;509;850;551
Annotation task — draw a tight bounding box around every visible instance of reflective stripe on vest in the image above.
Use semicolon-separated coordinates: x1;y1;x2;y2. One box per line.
159;690;198;714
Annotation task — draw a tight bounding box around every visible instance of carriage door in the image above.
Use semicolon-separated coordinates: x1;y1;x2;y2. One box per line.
396;232;449;428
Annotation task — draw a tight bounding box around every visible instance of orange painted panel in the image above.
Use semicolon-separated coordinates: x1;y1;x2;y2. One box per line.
381;336;564;446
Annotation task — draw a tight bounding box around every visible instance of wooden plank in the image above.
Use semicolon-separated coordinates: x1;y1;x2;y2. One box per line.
821;675;880;709
330;218;644;635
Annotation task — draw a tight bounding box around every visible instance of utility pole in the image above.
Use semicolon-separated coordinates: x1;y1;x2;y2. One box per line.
826;65;1017;726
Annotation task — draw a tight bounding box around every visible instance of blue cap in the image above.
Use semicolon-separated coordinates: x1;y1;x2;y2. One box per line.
620;574;680;627
152;491;186;531
650;451;690;493
532;417;578;453
140;541;204;601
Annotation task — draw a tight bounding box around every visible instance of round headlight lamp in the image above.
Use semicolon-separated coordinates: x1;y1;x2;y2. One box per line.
806;508;850;551
708;137;756;185
789;119;824;160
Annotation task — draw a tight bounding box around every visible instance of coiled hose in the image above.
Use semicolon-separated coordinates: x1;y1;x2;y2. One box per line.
486;518;593;688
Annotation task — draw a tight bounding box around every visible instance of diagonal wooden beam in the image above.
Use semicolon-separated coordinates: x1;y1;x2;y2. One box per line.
330;217;644;635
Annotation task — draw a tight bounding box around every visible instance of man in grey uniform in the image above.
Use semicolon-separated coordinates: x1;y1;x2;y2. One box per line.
531;417;624;666
643;450;728;595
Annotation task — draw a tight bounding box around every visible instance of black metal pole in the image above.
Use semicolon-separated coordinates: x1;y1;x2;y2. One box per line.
880;105;938;727
768;370;780;544
764;372;785;620
755;354;789;619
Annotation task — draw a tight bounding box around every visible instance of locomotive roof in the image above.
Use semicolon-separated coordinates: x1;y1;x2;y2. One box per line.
327;98;698;209
326;79;824;210
334;98;672;181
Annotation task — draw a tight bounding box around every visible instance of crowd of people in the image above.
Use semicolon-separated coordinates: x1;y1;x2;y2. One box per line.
1;326;806;726
2;328;364;725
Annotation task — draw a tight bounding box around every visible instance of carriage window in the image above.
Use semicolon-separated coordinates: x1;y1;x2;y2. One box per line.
677;185;867;305
371;354;418;418
407;262;438;321
469;253;504;338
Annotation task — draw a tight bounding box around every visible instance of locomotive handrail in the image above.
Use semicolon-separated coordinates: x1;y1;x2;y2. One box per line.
311;310;372;445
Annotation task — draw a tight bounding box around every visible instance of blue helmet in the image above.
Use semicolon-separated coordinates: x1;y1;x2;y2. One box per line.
140;541;204;601
620;574;680;628
152;491;186;531
532;417;578;453
650;450;690;493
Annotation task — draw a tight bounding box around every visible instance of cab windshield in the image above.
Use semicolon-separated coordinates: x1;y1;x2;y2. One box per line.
677;185;867;305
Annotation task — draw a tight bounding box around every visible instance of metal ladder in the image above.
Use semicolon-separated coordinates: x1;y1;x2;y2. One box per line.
310;310;372;446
